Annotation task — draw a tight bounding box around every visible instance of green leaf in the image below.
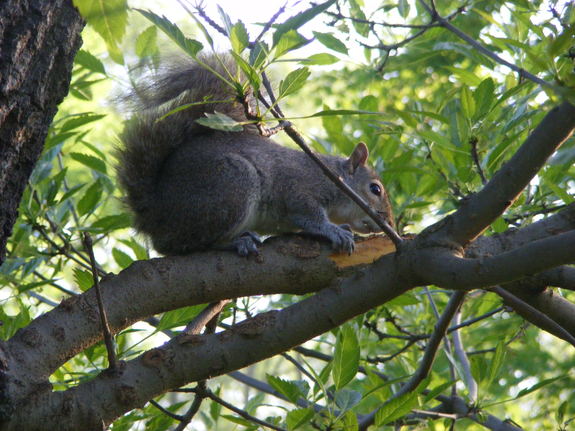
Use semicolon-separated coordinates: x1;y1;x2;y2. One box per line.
273;0;337;46
334;389;362;412
69;152;107;174
135;26;158;59
73;267;93;292
61;114;106;133
73;0;128;62
332;324;360;389
274;30;310;59
302;53;340;65
195;111;243;132
77;180;103;216
119;238;149;260
374;391;419;426
515;375;564;400
341;410;359;430
266;375;307;403
112;248;133;269
424;381;456;402
92;214;132;232
230;21;249;54
230;51;261;91
473;78;495;119
286;408;314;430
348;0;369;37
398;0;410;18
221;415;253;427
460;85;476;118
157;305;204;331
137;9;203;58
313;32;348;54
278;67;311;98
487;341;506;388
75;50;106;75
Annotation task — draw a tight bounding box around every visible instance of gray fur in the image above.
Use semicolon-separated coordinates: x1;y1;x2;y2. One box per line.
117;55;393;255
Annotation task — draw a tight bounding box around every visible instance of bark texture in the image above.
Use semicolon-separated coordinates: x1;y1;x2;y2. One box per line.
0;0;84;264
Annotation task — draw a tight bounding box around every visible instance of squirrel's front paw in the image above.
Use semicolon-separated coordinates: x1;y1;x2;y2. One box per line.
232;232;262;256
324;224;355;255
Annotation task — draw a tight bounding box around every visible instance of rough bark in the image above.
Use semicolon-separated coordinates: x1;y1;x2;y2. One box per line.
0;0;84;264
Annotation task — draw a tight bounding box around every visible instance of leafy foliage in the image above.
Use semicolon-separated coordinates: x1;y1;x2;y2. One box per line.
2;0;575;430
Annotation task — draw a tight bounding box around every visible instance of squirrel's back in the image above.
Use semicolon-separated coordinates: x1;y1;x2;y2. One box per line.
116;55;254;242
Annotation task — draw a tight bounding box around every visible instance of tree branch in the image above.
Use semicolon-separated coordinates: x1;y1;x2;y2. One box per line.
418;230;575;290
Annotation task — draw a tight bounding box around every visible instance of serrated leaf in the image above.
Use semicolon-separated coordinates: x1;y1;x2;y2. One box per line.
92;214;132;232
460;85;476;118
112;248;133;269
77;180;103;216
279;67;310;98
334;389;362;412
349;0;369;37
157;305;204;331
424;381;455;402
61;114;106;133
473;78;495;119
73;267;93;292
230;51;261;91
332;325;359;389
273;0;337;45
137;9;203;58
398;0;410;18
286;408;314;430
75;50;106;75
119;238;149;260
302;53;339;65
374;391;418;426
196;111;243;132
515;376;564;400
70;152;107;174
313;32;348;54
274;30;310;59
73;0;128;52
266;375;306;404
135;26;158;59
487;341;506;388
230;21;249;54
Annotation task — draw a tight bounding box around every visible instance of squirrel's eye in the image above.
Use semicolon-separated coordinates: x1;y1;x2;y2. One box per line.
369;183;382;195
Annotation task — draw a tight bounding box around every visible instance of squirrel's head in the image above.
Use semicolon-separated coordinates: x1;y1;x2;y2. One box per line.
330;142;393;234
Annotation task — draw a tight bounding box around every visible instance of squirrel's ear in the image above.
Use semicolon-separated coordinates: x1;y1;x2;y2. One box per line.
346;142;369;174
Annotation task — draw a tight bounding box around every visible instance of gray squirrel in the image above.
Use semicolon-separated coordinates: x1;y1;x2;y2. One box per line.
117;55;393;256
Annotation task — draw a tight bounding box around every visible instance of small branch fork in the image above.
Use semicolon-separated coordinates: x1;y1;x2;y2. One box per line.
82;232;118;371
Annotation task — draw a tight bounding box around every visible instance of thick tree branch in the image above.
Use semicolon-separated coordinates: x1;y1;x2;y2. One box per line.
5;237;339;397
417;230;575;289
425;102;575;247
7;252;408;429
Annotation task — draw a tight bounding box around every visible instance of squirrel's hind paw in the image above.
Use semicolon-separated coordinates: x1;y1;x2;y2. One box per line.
232;232;262;256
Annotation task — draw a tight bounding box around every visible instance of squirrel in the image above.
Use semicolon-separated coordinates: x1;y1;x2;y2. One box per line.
116;55;393;256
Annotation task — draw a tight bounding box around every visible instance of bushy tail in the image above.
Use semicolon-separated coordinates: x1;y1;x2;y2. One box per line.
116;55;249;232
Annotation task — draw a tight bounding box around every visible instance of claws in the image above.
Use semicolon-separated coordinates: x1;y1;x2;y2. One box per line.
232;232;261;256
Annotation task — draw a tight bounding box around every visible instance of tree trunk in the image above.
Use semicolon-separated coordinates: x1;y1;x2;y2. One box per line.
0;0;84;264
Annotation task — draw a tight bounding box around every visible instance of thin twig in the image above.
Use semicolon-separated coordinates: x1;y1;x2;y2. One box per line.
173;382;206;431
149;399;184;421
469;136;487;185
82;233;117;371
204;387;287;431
